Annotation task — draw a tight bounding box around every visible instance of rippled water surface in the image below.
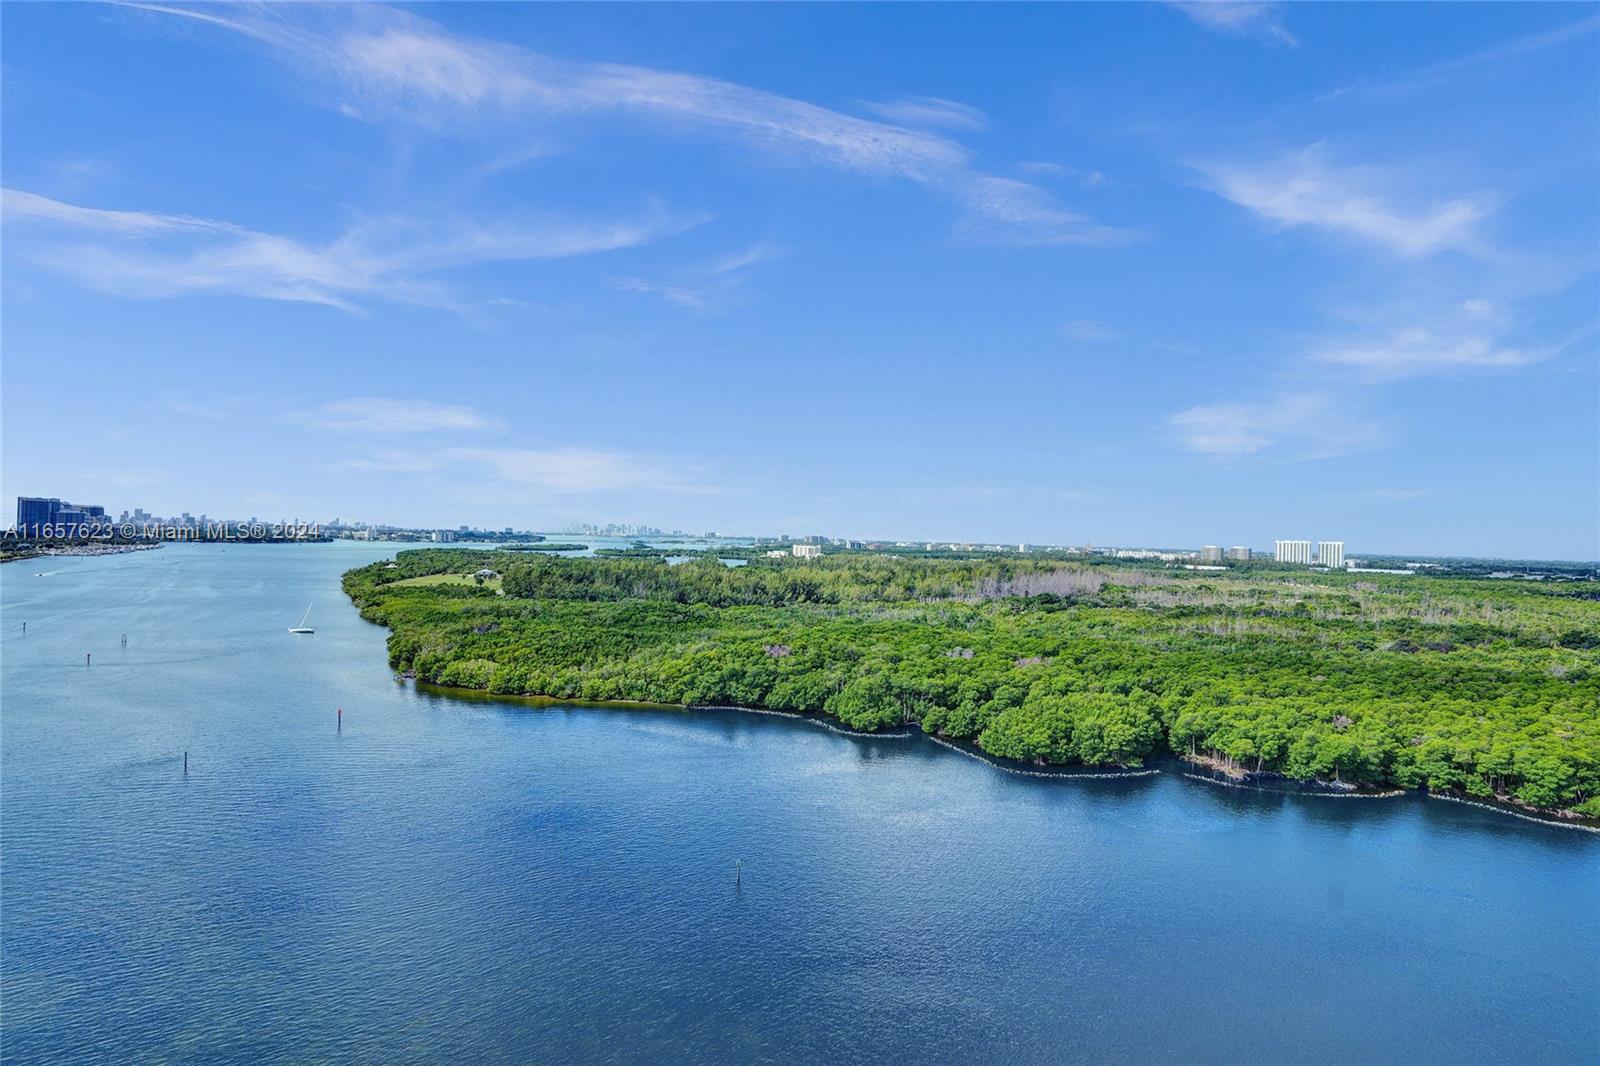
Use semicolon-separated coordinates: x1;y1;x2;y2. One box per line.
2;543;1596;1064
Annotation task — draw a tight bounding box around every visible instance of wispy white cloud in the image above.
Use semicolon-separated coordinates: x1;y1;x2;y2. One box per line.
608;242;780;312
166;391;266;421
1169;2;1297;47
1019;162;1107;191
609;276;706;310
1197;147;1489;256
860;95;987;132
956;176;1129;246
1321;15;1600;101
2;188;698;311
2;187;239;236
708;243;778;275
126;3;1123;247
1312;326;1541;381
1361;487;1439;502
1303;296;1590;382
1167;298;1571;456
292;398;503;433
331;441;717;496
1170;391;1383;460
333;449;445;474
446;446;708;495
1060;319;1118;341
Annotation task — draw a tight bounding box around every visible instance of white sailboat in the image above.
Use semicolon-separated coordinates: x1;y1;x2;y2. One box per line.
288;603;315;634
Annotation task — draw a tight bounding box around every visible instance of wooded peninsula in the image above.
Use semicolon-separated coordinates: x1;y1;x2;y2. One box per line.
343;549;1600;819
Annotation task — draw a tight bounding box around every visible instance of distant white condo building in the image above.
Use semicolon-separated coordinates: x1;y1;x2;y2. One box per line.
792;544;822;559
1318;541;1345;569
1226;546;1251;561
1274;539;1313;564
1200;545;1223;563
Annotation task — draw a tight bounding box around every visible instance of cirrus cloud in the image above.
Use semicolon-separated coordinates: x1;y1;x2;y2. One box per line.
1170;391;1384;460
123;2;1125;247
1312;326;1541;381
332;443;720;499
291;398;503;433
1196;147;1489;257
1169;2;1298;47
2;188;699;312
860;95;988;132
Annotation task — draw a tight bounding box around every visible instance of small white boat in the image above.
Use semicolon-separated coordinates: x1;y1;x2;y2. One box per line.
288;603;315;634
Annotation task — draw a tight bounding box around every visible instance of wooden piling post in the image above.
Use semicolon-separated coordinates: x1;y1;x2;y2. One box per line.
337;707;342;732
183;751;188;775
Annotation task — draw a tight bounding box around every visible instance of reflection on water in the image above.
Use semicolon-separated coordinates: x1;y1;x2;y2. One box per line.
2;543;1596;1065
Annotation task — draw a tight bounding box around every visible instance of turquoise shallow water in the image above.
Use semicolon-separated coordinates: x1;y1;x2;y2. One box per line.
2;543;1596;1064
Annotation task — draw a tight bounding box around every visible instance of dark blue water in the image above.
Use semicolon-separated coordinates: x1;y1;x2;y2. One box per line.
2;544;1596;1064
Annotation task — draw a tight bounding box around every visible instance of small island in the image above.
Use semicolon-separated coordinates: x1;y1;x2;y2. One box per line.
344;549;1600;821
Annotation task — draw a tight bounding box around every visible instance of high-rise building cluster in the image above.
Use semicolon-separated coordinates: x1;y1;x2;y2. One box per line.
1275;539;1344;568
15;497;109;535
570;522;673;538
14;496;295;540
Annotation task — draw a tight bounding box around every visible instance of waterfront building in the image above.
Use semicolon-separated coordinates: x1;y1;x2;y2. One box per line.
16;497;61;534
1200;545;1223;563
1226;546;1251;561
16;497;110;535
1318;541;1345;569
792;544;822;559
1274;539;1313;564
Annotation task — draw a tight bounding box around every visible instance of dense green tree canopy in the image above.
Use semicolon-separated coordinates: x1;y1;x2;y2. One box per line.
344;550;1600;817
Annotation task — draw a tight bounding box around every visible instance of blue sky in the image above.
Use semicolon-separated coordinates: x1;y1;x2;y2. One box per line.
2;2;1596;558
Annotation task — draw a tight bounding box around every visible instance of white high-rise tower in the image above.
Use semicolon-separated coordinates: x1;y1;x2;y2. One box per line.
1274;539;1313;564
1318;541;1345;569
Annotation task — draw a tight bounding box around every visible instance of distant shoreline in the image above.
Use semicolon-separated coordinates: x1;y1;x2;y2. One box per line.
1;543;162;564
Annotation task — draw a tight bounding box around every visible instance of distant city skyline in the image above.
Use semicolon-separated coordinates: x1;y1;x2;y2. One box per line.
2;4;1595;558
18;489;1594;563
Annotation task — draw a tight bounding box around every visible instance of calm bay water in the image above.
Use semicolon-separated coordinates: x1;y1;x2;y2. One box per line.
2;543;1596;1064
